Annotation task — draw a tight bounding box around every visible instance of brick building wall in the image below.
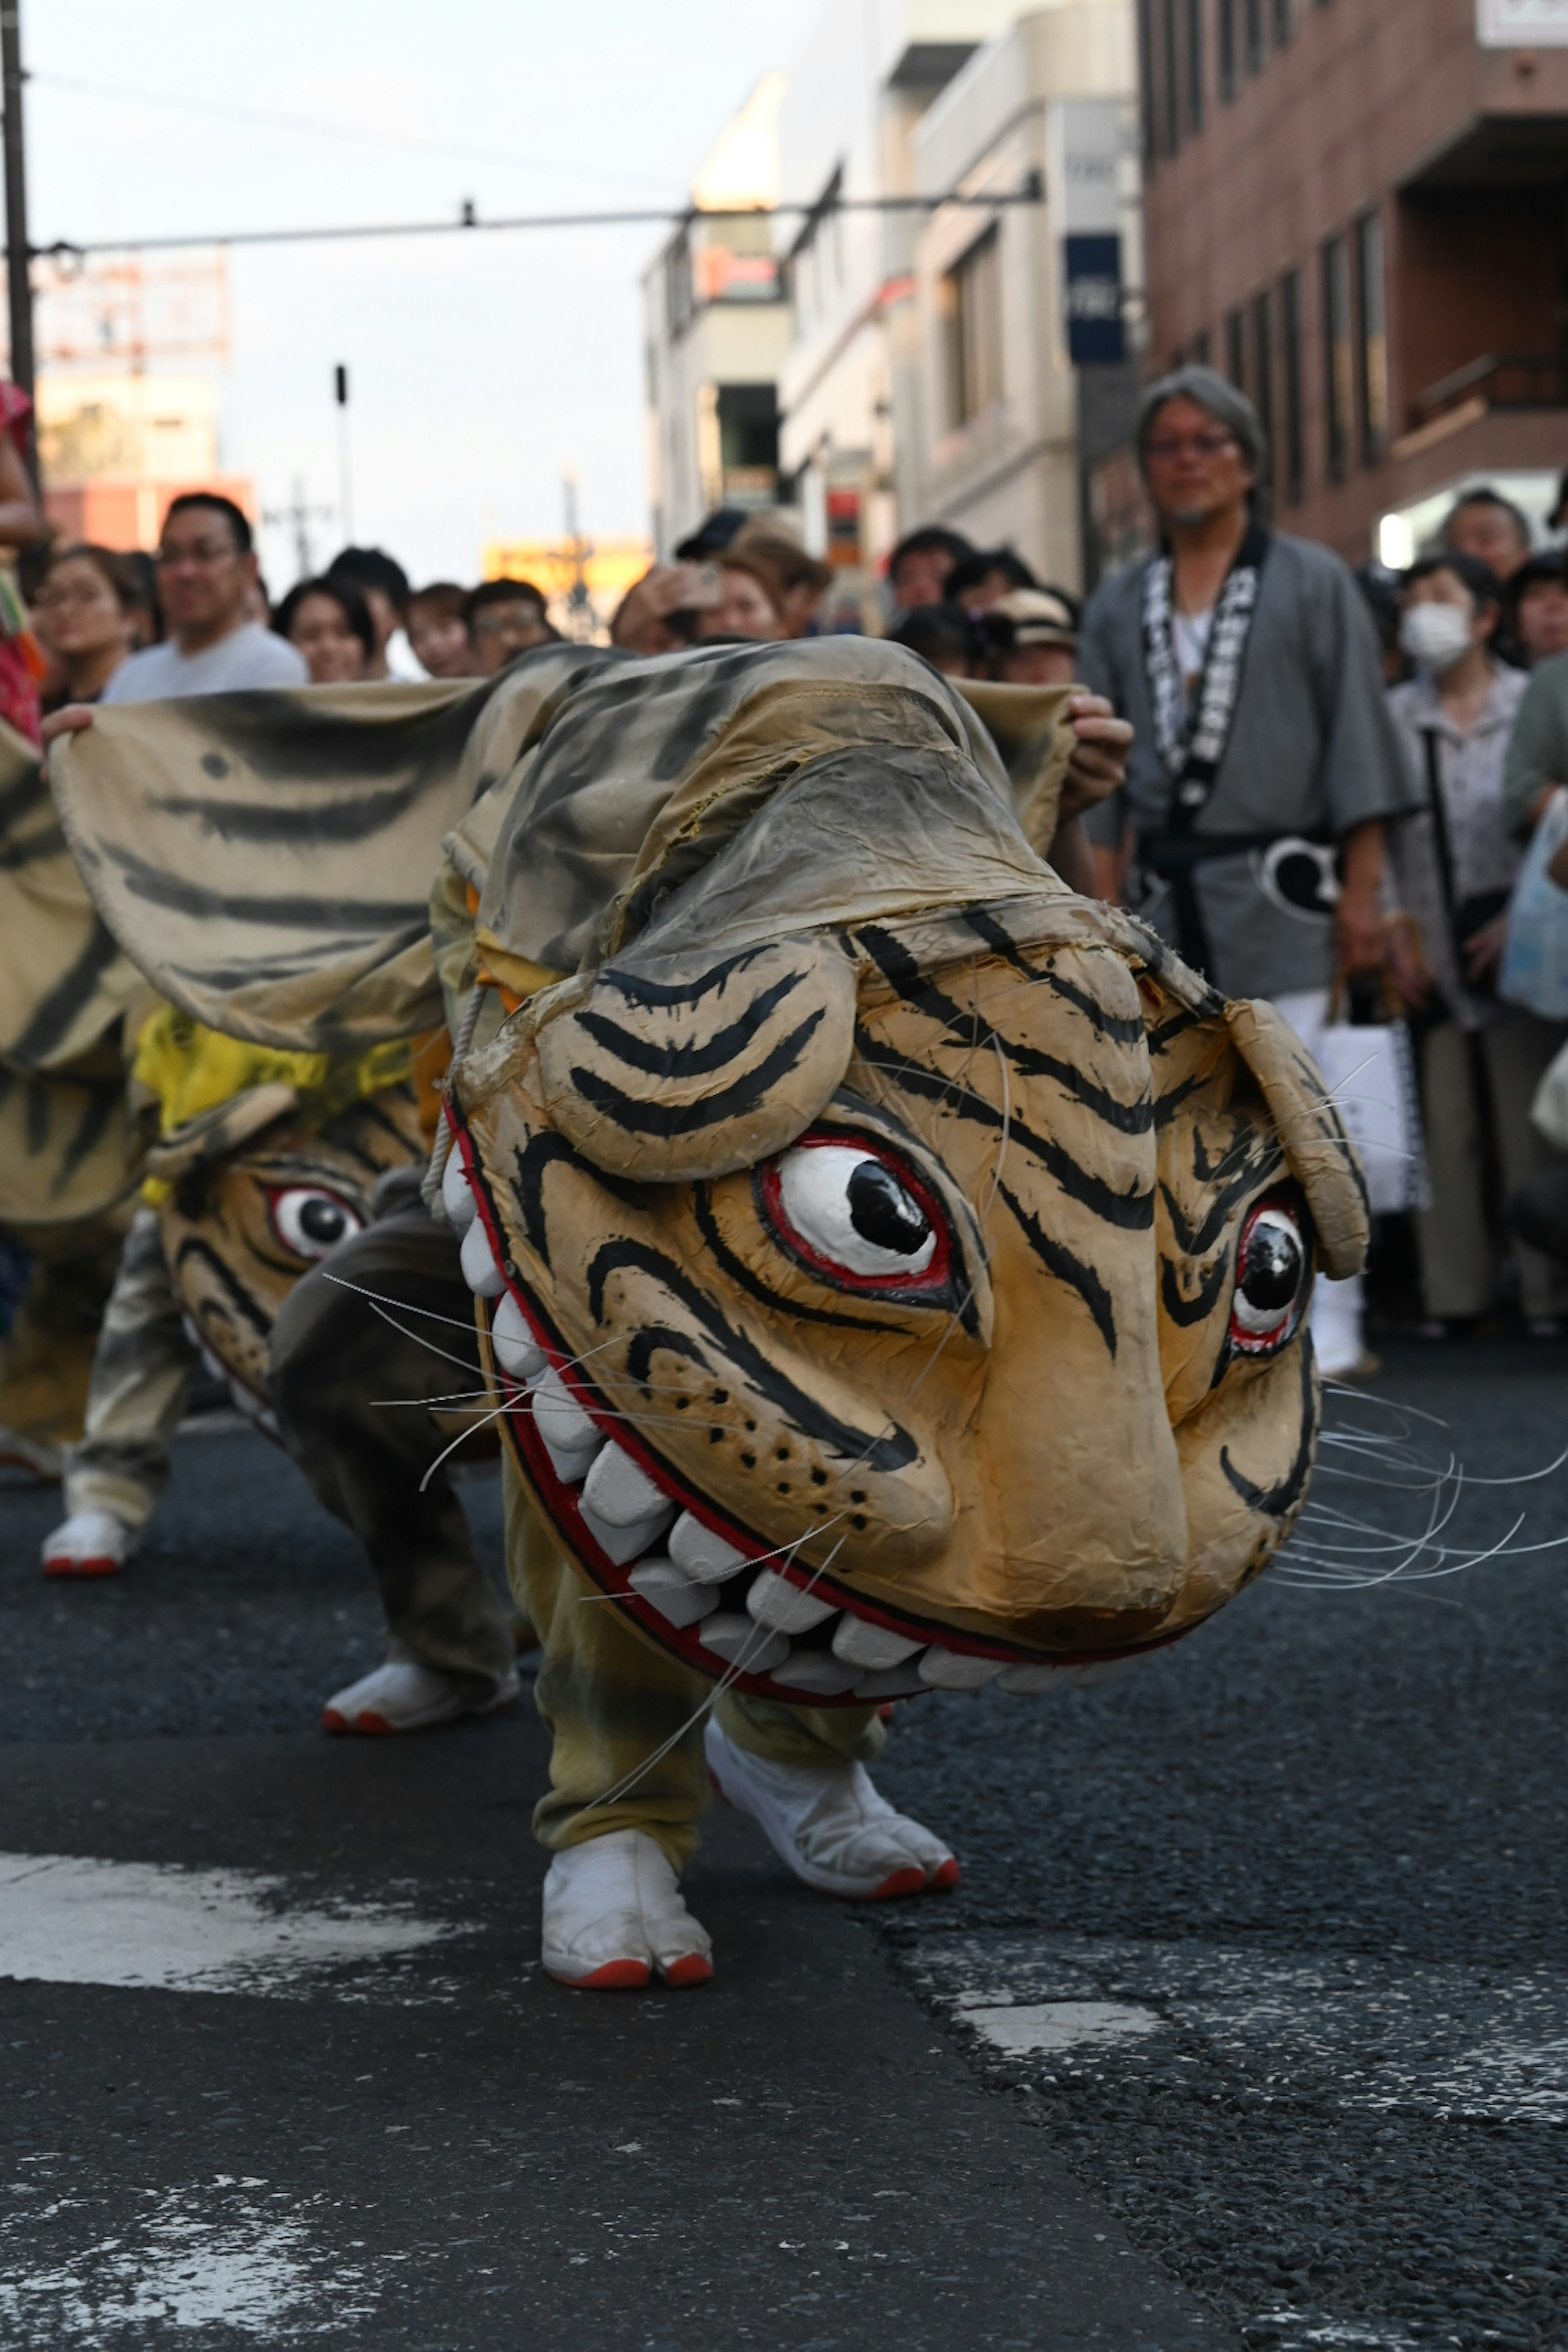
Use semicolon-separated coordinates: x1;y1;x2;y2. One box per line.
1136;0;1568;559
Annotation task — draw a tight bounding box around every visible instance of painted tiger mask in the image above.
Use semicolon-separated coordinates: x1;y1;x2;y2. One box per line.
149;1083;427;1434
446;895;1366;1706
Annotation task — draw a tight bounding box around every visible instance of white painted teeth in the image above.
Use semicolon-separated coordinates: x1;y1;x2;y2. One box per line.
668;1512;751;1586
530;1366;604;1482
770;1651;861;1697
628;1557;719;1629
491;1294;546;1384
745;1569;838;1635
918;1649;1002;1691
578;1441;675;1566
831;1615;924;1670
997;1661;1069;1695
459;1216;506;1299
699;1613;789;1673
850;1661;929;1699
441;1148;477;1234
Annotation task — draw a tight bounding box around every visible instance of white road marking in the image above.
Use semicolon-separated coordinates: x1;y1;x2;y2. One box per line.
959;1999;1163;2057
0;2179;381;2340
0;1852;454;1999
907;1932;1568;2123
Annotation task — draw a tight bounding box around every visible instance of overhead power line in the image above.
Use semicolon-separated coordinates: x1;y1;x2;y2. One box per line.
34;177;1046;263
29;70;684;197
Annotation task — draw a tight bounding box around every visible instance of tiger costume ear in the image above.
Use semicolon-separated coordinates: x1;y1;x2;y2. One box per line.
532;936;858;1184
1223;999;1369;1280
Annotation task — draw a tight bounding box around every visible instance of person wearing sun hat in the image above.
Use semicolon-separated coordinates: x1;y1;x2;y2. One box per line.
984;587;1081;687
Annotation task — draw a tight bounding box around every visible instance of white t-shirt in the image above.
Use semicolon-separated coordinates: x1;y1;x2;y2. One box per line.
1172;607;1214;697
101;622;309;704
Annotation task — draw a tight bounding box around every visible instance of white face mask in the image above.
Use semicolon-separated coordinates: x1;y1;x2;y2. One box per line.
1400;601;1474;674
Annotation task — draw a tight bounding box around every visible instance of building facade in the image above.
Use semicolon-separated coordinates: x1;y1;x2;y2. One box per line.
34;373;254;552
644;75;796;557
1136;0;1568;563
774;0;1031;612
907;7;1141;591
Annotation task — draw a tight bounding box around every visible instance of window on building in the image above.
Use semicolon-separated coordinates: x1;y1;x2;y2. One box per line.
1186;0;1206;131
1218;0;1237;97
1245;0;1266;71
716;385;780;500
1137;0;1158;161
1225;306;1246;390
1322;233;1352;484
1252;289;1274;473
1355;208;1388;467
1273;0;1296;41
1192;327;1212;366
1163;0;1181;153
1280;267;1305;506
944;226;1004;427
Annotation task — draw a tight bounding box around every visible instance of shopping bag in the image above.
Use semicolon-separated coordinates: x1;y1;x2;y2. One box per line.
1309;1009;1429;1216
1500;788;1568;1021
1530;1034;1568;1153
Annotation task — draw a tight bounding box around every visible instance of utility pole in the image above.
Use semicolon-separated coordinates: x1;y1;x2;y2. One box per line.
0;0;36;486
334;362;352;544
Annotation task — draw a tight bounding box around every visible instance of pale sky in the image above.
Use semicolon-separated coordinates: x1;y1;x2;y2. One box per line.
25;0;817;589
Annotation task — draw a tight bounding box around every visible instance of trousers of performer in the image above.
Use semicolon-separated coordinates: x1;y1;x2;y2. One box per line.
61;1203;200;1528
506;1460;885;1871
267;1188;517;1705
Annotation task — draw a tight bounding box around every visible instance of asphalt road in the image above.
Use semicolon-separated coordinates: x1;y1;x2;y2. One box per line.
0;1339;1564;2352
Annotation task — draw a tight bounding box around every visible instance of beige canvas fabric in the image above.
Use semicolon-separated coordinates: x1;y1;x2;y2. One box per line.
0;718;144;1227
49;647;1078;1053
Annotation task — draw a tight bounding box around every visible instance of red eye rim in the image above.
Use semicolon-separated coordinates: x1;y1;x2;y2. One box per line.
263;1183;365;1263
1228;1196;1309;1359
757;1131;956;1298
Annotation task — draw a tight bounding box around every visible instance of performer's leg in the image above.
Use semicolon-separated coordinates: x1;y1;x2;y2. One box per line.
268;1204;519;1730
1481;1007;1568;1324
507;1459;713;1869
47;1207;197;1573
0;1217;125;1477
1414;1020;1490;1321
505;1461;715;1989
707;1695;957;1900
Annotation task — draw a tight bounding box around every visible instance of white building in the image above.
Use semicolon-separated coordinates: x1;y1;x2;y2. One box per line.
775;1;1028;612
644;75;795;557
906;9;1140;590
773;0;1138;607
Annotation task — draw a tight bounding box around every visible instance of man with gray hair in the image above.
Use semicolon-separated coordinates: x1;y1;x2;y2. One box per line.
1080;365;1418;1378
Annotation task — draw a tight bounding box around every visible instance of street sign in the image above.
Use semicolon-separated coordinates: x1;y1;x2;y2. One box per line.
1064;237;1126;365
1477;0;1568;40
1049;101;1129;366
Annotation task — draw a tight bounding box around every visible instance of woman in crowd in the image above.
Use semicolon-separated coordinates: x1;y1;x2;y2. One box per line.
272;575;376;685
34;545;142;711
1386;552;1566;1333
405;582;474;678
0;385;48;742
695;550;788;642
728;523;833;639
1505;553;1568;669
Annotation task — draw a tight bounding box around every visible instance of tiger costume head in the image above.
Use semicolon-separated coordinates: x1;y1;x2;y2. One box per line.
448;895;1366;1706
149;1083;426;1433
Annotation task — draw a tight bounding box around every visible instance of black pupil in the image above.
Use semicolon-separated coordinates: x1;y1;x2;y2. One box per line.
846;1162;930;1258
1242;1219;1301;1311
299;1197;347;1246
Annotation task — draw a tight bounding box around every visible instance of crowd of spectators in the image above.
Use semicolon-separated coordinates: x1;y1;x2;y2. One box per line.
16;413;1568;1358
